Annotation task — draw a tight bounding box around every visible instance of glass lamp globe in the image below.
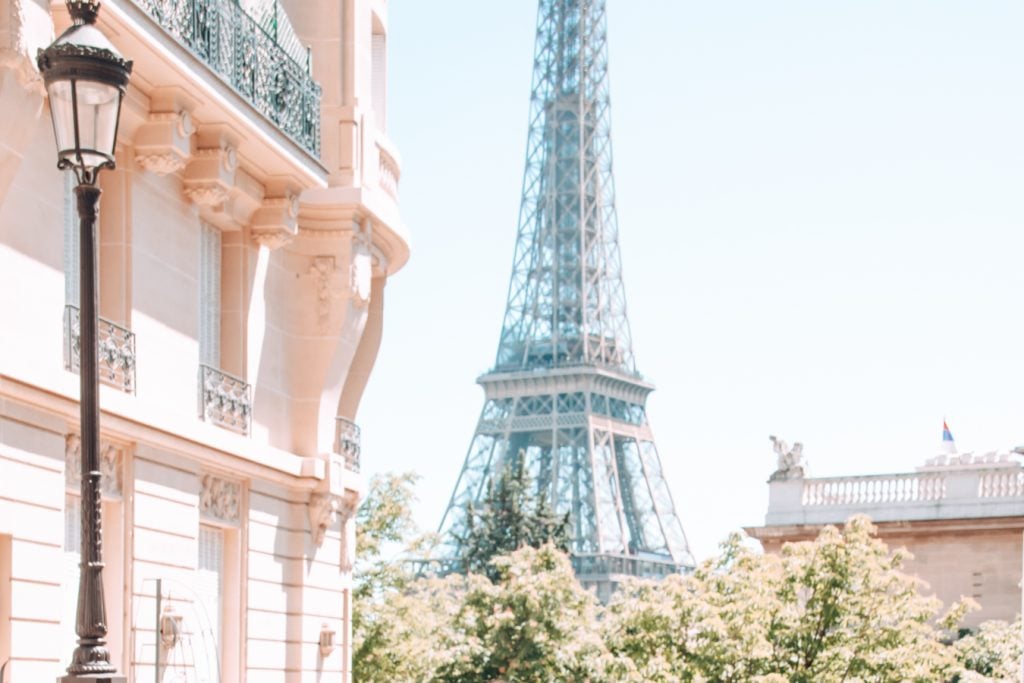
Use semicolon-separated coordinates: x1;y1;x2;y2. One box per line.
36;1;133;182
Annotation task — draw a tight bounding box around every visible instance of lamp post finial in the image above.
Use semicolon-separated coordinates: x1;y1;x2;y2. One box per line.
66;0;101;25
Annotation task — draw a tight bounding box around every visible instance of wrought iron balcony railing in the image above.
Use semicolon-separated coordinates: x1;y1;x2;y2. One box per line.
335;416;361;472
64;305;137;394
198;365;251;435
133;0;322;156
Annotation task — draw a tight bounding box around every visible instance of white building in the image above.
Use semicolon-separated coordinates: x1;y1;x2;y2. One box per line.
0;0;407;680
747;449;1024;628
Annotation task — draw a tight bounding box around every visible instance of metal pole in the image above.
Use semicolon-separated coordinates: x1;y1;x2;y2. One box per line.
67;183;117;676
155;578;162;683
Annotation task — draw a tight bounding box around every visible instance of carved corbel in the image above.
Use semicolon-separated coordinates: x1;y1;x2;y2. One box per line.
134;110;195;175
308;491;356;547
0;0;48;97
183;145;237;208
134;88;199;175
251;192;300;250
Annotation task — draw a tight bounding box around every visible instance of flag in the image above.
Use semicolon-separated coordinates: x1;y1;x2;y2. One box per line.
941;419;957;454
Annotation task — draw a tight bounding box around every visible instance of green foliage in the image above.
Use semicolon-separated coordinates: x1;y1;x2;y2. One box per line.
354;476;1022;683
353;472;441;683
457;455;570;580
438;544;612;683
605;516;965;682
953;618;1023;682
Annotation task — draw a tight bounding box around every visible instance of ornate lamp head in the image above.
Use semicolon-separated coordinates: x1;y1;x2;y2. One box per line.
36;0;132;184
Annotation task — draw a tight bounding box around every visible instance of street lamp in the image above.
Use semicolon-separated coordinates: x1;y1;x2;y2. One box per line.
37;1;131;680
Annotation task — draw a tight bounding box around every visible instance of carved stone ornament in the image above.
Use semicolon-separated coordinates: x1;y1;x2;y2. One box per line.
309;256;342;333
135;110;195;175
1;22;44;95
350;238;373;309
308;492;355;546
65;433;124;498
199;474;241;524
769;435;806;481
250;192;299;250
183;147;237;207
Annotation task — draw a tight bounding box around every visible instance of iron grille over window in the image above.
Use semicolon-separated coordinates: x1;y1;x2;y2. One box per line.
335;417;361;472
198;365;251;435
64;305;136;394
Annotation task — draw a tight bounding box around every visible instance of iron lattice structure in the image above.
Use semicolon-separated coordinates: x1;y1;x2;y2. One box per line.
439;0;694;593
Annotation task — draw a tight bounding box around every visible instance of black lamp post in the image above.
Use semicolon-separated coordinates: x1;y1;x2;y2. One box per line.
37;2;131;680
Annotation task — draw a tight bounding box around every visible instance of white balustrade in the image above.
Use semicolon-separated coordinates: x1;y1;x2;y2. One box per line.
802;473;946;507
978;470;1024;498
378;145;399;198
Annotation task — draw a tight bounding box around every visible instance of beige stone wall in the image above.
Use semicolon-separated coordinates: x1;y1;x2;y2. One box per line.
892;527;1022;626
0;0;408;680
751;521;1023;628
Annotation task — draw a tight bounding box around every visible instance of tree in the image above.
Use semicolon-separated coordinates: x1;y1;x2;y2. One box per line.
354;476;1019;683
457;454;570;580
604;516;969;683
953;618;1023;682
353;472;453;683
437;544;612;683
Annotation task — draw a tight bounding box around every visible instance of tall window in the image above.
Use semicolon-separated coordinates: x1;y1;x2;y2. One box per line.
371;32;387;130
199;222;221;369
0;534;11;672
63;171;80;305
194;525;224;683
61;495;81;667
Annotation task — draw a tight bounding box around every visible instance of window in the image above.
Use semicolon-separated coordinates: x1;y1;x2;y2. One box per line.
195;525;223;672
199;222;222;369
63;171;80;306
0;534;10;673
62;495;81;668
194;523;240;683
371;32;387;130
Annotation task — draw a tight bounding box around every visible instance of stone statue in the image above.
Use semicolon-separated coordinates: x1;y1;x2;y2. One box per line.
769;435;805;481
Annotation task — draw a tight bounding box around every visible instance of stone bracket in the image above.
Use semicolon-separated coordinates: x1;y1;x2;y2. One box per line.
134;109;195;176
251;192;300;249
183;145;238;208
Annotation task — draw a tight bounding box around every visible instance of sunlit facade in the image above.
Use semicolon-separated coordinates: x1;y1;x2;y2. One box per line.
0;0;407;680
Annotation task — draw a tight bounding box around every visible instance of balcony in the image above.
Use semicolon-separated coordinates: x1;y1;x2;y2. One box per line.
198;365;251;435
335;417;361;472
64;305;137;394
131;0;322;156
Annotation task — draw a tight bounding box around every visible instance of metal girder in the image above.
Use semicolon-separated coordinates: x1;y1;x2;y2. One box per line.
438;0;695;583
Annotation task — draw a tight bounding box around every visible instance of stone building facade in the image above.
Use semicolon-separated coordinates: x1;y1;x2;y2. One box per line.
746;449;1024;628
0;0;407;680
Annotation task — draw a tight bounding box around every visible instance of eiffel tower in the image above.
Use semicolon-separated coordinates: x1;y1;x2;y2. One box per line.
438;0;694;597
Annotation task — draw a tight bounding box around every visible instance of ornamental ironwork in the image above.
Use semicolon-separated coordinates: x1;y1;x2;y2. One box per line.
198;364;251;434
439;0;695;591
64;304;136;393
132;0;321;156
335;416;361;472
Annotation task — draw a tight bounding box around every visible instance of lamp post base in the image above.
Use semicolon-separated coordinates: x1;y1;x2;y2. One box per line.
58;676;127;683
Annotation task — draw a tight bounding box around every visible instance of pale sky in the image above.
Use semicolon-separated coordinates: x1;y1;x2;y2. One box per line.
359;0;1024;561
